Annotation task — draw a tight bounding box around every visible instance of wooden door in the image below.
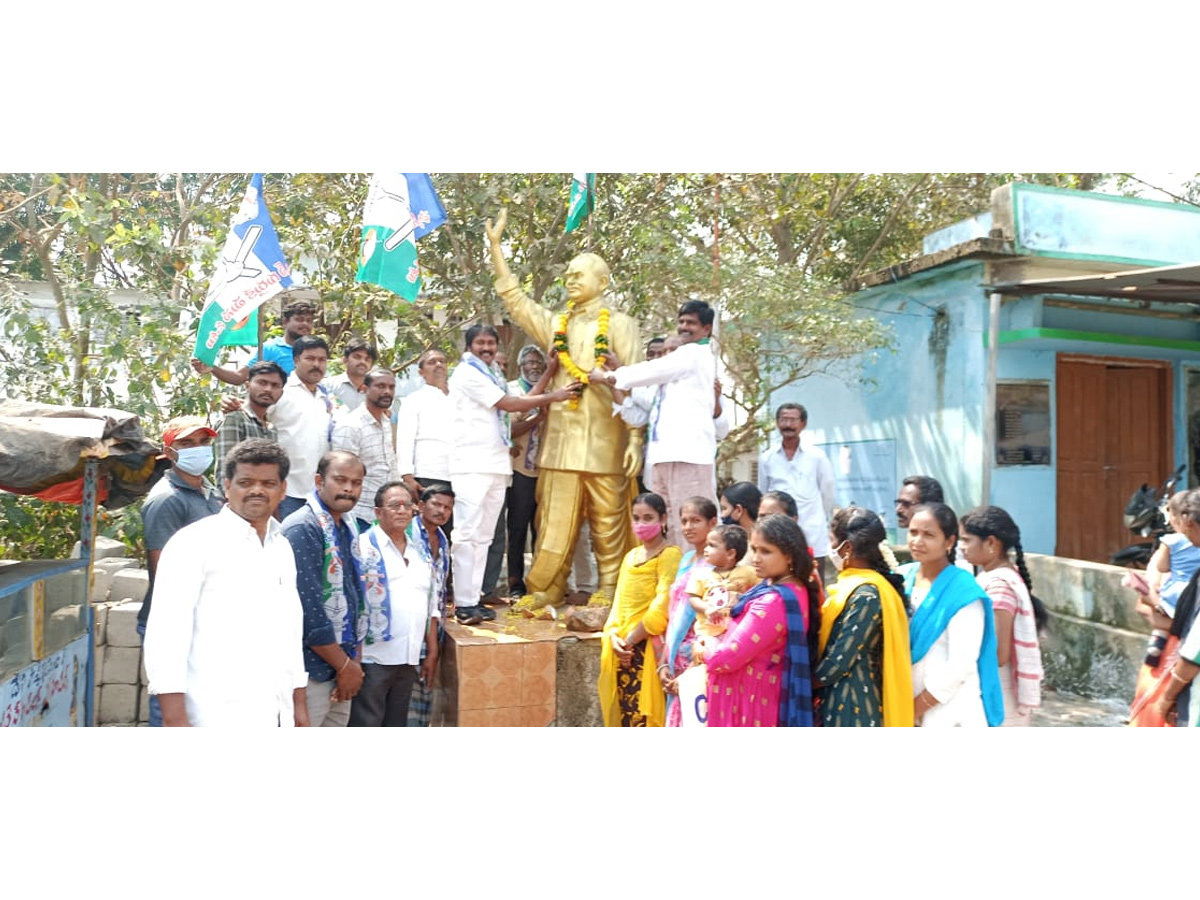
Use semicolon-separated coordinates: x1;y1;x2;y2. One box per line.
1056;355;1172;562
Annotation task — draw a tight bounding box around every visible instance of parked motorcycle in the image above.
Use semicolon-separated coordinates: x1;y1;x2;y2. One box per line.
1111;464;1187;568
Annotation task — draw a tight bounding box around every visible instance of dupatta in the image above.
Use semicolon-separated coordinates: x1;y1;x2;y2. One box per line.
820;567;914;727
907;564;1005;726
730;580;813;727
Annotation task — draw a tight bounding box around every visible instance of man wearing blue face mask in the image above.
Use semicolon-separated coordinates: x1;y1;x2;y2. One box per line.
137;416;223;725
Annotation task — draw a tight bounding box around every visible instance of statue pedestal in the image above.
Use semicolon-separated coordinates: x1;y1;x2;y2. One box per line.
432;614;604;726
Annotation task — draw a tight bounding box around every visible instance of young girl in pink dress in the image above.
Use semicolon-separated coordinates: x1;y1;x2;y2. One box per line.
693;514;822;727
959;505;1046;727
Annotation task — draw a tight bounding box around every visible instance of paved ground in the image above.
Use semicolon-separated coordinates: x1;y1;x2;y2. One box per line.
1032;689;1130;727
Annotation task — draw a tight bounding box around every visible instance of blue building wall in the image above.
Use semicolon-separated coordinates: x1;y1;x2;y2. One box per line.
769;186;1200;558
773;266;1198;556
992;346;1056;553
772;261;993;537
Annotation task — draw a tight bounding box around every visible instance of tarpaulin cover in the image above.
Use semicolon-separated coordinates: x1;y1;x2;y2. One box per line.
0;401;167;509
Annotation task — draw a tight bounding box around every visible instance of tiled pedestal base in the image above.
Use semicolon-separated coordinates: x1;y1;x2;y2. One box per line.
432;615;603;726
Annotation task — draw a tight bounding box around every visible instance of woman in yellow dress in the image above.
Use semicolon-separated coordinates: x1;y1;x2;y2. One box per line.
598;493;683;726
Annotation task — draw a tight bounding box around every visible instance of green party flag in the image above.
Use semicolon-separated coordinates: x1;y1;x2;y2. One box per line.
356;173;445;302
565;173;595;233
192;174;293;366
222;307;260;346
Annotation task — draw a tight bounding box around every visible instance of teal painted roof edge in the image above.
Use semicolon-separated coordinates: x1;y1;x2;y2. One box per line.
1012;181;1200;216
983;327;1200;353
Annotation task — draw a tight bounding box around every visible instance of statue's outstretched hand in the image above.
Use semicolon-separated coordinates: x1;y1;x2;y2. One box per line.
484;208;507;246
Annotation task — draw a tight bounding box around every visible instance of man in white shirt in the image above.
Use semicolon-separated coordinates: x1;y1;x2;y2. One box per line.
144;438;309;727
270;335;337;521
758;403;837;566
448;325;581;625
332;368;399;530
397;348;454;502
590;301;727;549
349;482;440;727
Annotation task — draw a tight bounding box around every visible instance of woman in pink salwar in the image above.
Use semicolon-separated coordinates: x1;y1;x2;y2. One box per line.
694;514;822;727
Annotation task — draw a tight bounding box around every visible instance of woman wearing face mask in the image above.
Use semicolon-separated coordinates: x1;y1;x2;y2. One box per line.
598;493;683;727
719;483;761;563
815;507;913;726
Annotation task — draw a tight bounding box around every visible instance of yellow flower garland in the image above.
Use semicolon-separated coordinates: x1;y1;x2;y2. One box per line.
554;303;610;410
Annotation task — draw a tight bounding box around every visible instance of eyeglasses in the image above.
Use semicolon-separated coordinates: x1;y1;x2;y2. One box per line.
381;502;412;511
894;498;915;508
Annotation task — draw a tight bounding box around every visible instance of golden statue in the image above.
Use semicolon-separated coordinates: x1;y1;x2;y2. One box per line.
486;208;644;609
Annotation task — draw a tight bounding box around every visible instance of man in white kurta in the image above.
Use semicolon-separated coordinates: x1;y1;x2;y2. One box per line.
270;335;337;521
396;348;455;500
349;482;440;727
145;438;308;726
448;326;580;624
591;301;727;549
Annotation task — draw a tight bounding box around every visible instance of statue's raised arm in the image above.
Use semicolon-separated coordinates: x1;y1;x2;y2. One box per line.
485;208;511;281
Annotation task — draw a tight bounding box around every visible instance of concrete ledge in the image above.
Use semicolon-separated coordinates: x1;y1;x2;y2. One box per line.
556;634;603;727
1025;553;1146;632
1025;553;1147;700
109;570;149;605
91;558;138;603
72;535;127;560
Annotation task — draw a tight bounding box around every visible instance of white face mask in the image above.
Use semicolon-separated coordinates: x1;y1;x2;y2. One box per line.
830;539;850;571
173;445;214;476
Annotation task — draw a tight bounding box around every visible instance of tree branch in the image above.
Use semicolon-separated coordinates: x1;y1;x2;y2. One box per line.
846;173;929;282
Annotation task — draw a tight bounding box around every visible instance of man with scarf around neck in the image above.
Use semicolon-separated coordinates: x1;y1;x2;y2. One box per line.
281;450;369;726
447;324;582;626
407;484;454;725
589;300;728;550
505;345;551;599
349;482;440;727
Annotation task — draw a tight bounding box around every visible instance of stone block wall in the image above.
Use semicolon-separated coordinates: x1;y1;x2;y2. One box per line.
88;540;152;726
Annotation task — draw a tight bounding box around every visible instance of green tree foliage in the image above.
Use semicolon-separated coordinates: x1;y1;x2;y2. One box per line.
2;171;1114;554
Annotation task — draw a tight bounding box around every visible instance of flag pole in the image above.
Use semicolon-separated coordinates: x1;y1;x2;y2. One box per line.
587;174;595;251
256;299;266;364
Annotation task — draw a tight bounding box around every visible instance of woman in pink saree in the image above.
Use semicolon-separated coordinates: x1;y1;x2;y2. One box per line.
693;514;822;727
